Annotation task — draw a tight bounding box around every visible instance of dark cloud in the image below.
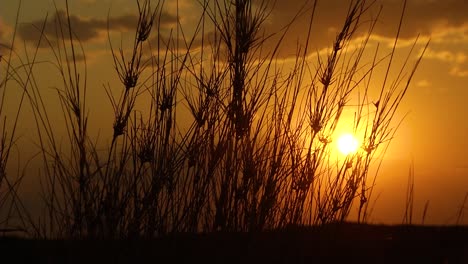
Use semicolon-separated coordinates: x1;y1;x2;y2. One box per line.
18;9;177;47
143;0;468;63
16;0;468;58
254;0;468;58
372;0;468;38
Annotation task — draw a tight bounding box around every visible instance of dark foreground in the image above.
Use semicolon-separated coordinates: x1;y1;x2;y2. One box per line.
2;223;468;263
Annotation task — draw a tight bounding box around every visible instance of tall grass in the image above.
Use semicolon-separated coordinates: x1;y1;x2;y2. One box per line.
0;1;41;235
2;0;429;238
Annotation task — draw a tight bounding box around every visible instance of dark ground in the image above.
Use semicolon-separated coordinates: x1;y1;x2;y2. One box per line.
1;223;468;263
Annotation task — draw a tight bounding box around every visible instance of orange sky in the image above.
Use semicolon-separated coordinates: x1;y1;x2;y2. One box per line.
1;0;468;225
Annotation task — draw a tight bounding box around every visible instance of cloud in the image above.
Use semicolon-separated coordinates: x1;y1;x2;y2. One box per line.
430;23;468;45
450;66;468;77
17;9;177;47
251;0;468;58
371;0;468;38
424;48;466;63
14;0;468;64
422;48;468;77
416;79;431;88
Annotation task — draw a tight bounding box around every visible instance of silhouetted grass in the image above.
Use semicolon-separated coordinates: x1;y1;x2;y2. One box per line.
1;0;431;240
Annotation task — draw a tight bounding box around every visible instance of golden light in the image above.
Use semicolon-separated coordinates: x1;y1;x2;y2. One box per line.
337;133;359;155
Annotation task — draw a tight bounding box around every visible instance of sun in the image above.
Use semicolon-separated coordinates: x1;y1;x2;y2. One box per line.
337;133;359;155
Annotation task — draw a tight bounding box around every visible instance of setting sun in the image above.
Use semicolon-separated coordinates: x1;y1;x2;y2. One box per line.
337;133;359;155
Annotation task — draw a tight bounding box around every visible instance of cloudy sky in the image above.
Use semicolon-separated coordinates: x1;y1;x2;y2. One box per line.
1;0;468;225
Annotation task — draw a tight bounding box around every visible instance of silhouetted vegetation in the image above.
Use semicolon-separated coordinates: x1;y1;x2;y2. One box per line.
0;0;429;240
